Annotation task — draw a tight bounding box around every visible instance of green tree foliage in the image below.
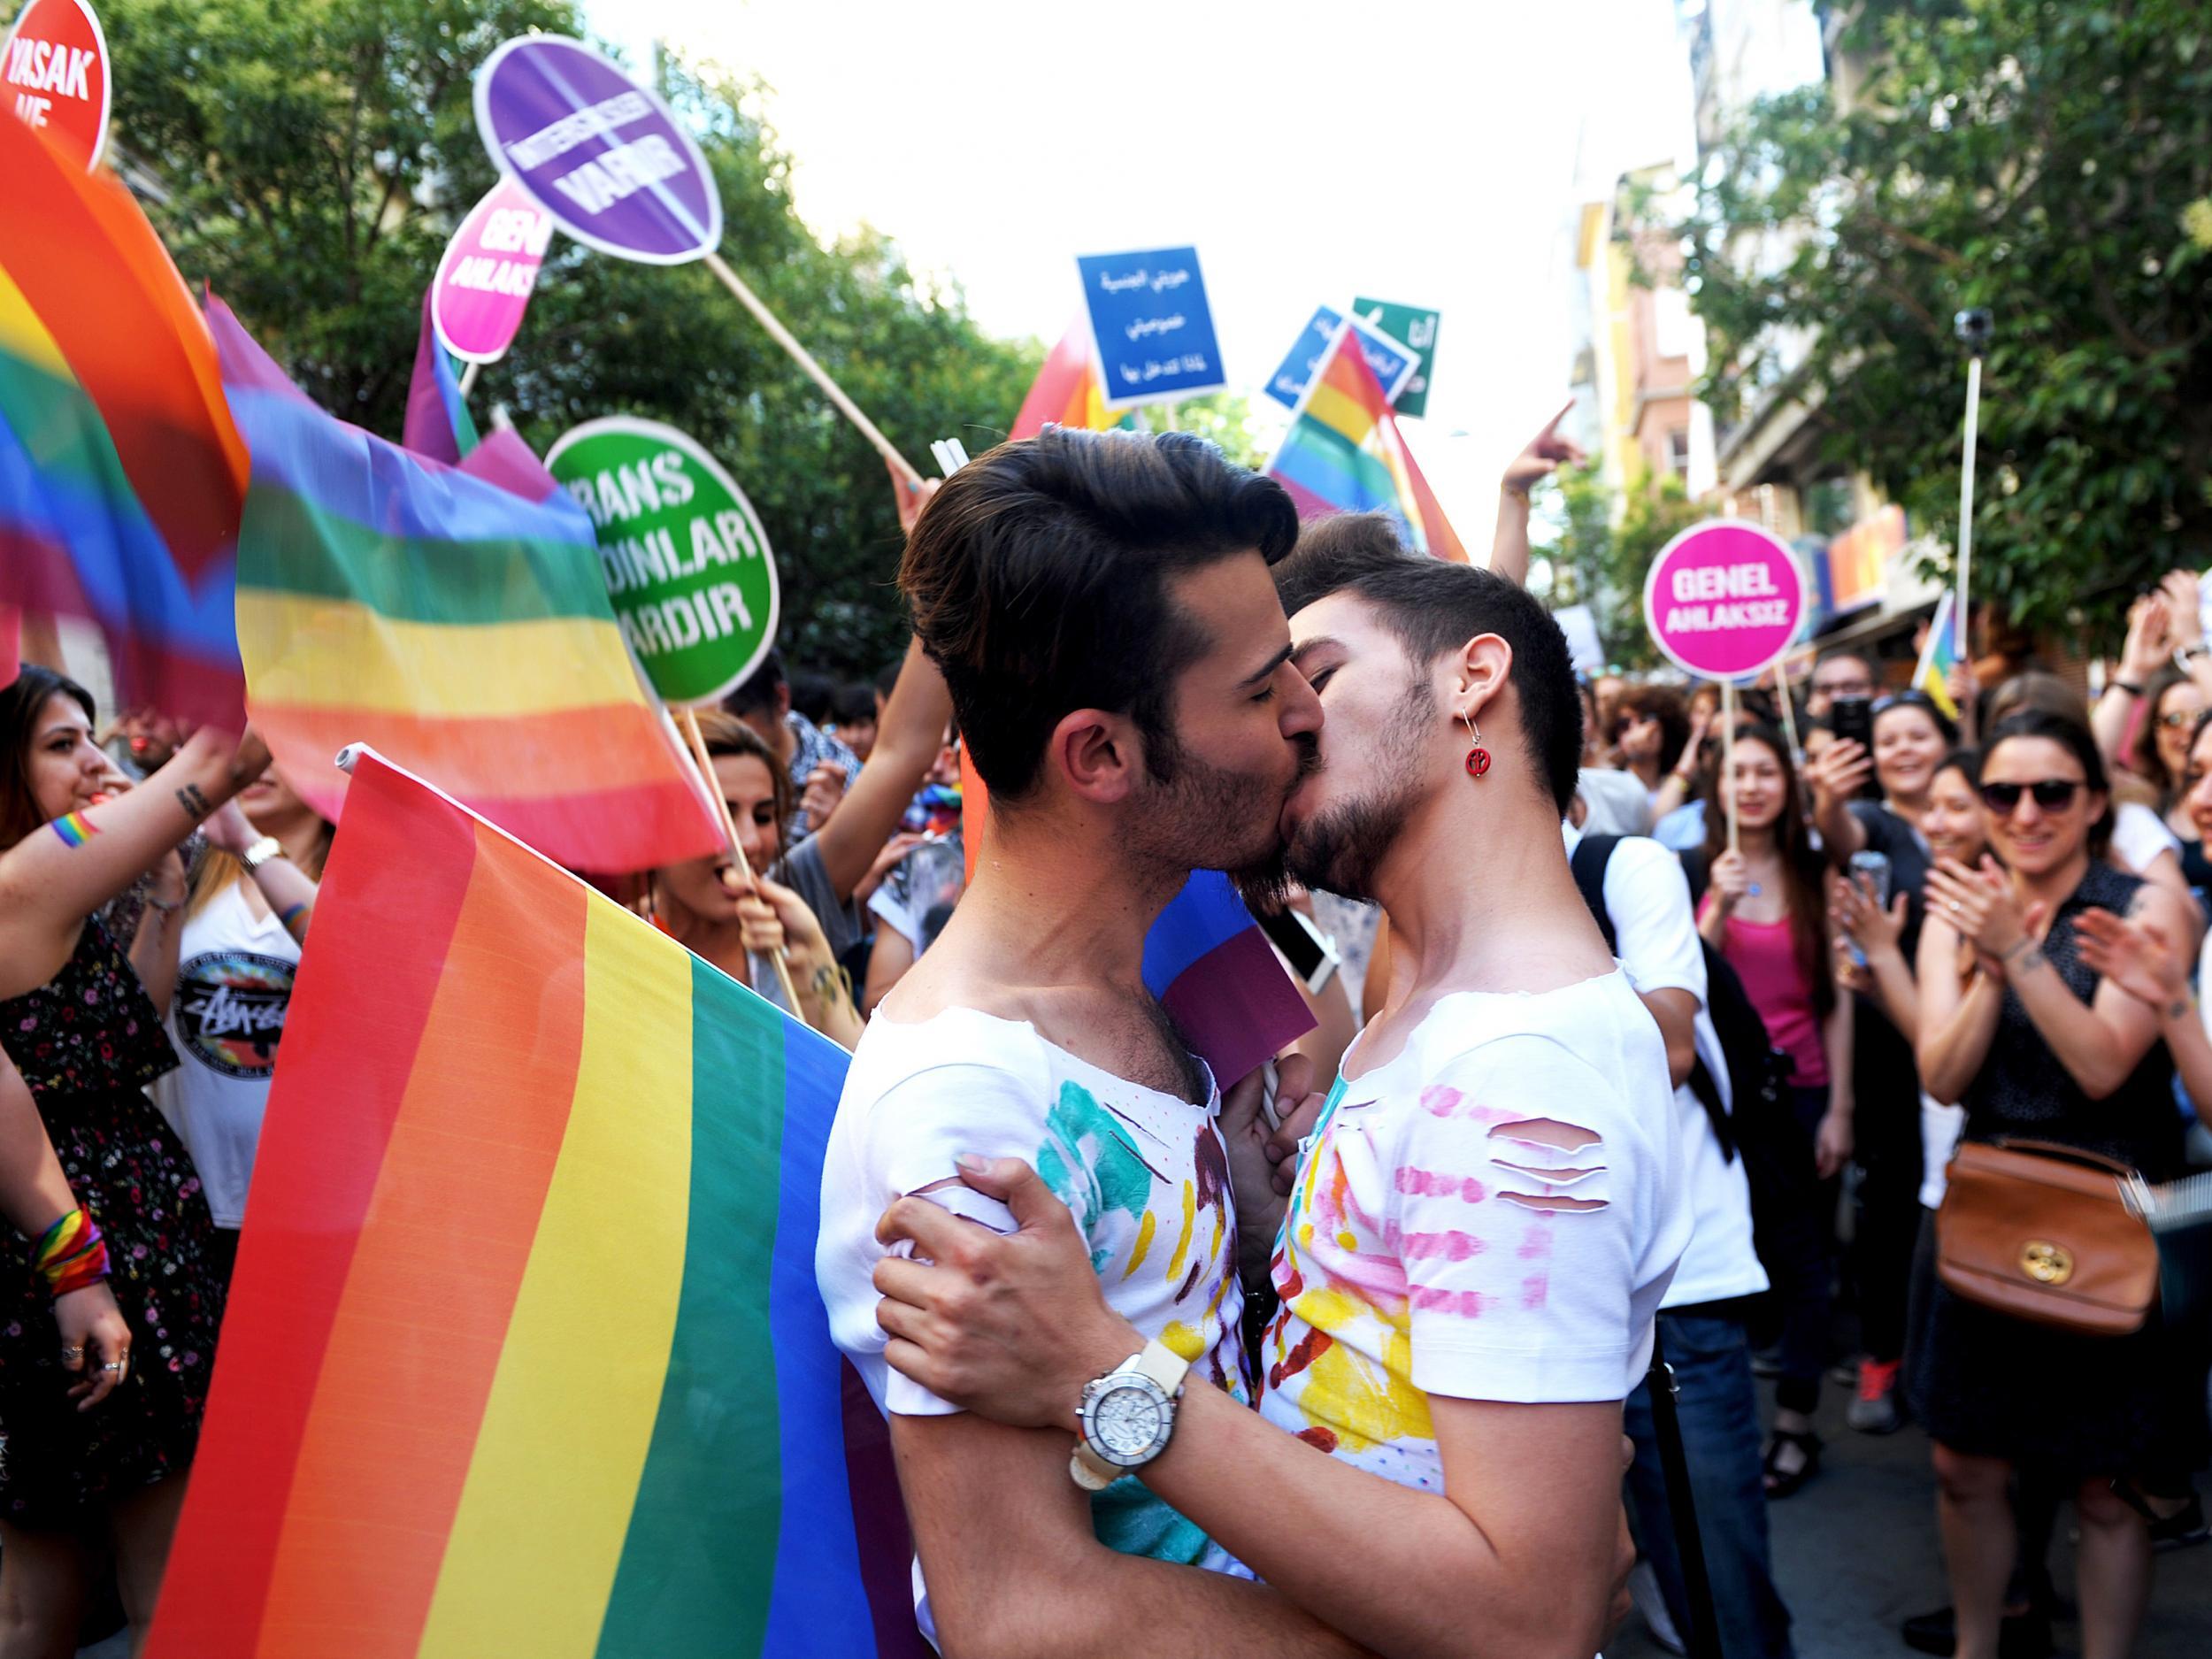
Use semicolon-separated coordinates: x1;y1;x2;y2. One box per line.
1538;468;1704;670
1681;0;2212;641
103;0;1040;674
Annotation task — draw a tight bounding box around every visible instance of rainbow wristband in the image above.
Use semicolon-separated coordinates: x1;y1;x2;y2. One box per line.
32;1208;109;1299
279;902;309;929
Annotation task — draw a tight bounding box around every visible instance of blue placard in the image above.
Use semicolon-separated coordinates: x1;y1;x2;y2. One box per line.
1263;305;1420;411
1075;246;1228;410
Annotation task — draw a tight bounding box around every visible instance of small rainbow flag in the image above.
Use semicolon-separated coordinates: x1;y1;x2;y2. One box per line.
147;749;926;1659
0;114;250;727
1915;588;1962;720
1267;322;1465;563
403;289;481;465
209;297;722;874
1010;318;1126;440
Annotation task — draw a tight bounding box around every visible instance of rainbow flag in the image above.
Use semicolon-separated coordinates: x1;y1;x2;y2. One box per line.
1010;318;1125;440
147;749;926;1659
209;297;723;874
1267;322;1466;563
0;115;250;727
1915;588;1962;719
403;289;481;465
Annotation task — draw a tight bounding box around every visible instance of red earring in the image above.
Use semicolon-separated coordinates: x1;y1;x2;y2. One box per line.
1463;713;1491;780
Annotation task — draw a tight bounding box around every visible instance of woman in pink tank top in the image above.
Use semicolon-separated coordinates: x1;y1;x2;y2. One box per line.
1696;721;1848;1498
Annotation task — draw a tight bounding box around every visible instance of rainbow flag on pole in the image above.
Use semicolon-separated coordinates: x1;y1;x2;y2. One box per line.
403;289;482;465
147;749;926;1659
0;114;250;726
1010;318;1125;440
209;298;722;873
1267;322;1465;563
1915;588;1962;719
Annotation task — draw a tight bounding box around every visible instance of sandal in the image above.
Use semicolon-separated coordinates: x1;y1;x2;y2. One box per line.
1763;1427;1822;1499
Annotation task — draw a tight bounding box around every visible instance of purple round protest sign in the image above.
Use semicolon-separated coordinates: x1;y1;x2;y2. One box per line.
473;35;721;265
1641;520;1807;681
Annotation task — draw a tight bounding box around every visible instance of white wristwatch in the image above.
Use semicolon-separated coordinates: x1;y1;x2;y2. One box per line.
240;834;284;872
1070;1338;1190;1491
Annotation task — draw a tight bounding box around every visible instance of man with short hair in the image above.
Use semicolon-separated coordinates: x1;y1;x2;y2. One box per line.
815;428;1366;1655
867;514;1688;1659
725;647;860;838
1806;649;1877;721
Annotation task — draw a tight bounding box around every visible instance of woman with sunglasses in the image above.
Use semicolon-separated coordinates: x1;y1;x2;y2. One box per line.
1915;710;2194;1659
1806;688;1958;1435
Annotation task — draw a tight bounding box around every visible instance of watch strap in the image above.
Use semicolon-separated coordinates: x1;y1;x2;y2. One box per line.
1131;1336;1191;1397
1069;1439;1121;1490
240;834;283;871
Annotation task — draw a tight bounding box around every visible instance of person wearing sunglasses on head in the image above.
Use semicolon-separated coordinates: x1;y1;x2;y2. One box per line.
1914;709;2198;1659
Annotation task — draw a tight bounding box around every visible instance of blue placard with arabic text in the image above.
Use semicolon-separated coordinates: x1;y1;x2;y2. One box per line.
1076;246;1228;410
1263;305;1420;411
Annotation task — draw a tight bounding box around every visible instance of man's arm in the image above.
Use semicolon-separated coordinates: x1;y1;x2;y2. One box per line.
895;1411;1373;1659
877;1163;1632;1659
1640;987;1699;1091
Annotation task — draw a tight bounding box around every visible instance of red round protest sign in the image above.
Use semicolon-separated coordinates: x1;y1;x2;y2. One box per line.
1641;520;1807;681
2;0;110;171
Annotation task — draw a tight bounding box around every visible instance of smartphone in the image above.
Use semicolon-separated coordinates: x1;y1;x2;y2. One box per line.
1828;695;1883;799
1845;849;1892;970
1258;906;1340;995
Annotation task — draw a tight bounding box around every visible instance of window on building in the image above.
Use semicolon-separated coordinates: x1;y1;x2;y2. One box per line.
1667;427;1693;477
1652;287;1695;359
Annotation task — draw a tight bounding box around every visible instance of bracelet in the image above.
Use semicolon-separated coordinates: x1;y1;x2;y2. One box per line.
279;902;310;930
32;1208;109;1299
144;892;183;915
2107;680;2144;697
1502;483;1531;503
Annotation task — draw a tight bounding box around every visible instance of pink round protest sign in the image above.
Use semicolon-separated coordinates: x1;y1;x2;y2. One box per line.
1641;520;1807;681
431;176;554;365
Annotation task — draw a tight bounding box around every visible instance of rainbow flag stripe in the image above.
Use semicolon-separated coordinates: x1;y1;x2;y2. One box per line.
147;750;926;1659
208;299;721;874
1268;325;1466;563
50;810;97;848
1915;588;1962;719
0;116;250;727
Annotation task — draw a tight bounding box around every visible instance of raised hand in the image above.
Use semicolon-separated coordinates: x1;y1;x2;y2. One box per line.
2074;906;2189;1010
1502;400;1586;497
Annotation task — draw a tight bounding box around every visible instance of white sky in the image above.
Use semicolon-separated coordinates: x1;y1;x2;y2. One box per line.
594;0;1699;533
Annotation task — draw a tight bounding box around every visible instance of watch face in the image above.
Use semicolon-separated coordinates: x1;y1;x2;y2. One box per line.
1091;1380;1167;1462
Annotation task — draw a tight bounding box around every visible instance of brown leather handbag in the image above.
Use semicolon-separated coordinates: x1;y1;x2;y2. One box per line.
1935;1138;2160;1336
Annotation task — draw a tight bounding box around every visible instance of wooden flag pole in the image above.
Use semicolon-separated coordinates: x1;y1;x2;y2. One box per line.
677;706;802;1011
701;250;926;489
457;361;482;398
1722;680;1740;856
1774;663;1804;770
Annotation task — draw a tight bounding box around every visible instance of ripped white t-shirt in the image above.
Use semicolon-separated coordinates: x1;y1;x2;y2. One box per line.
1258;971;1687;1494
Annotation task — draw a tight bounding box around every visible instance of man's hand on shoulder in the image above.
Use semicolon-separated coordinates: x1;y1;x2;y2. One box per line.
875;1156;1141;1430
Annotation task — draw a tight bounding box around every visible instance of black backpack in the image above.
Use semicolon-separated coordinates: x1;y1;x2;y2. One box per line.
1570;834;1816;1294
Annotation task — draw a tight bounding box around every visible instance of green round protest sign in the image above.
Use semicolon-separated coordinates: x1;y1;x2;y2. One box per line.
545;416;780;708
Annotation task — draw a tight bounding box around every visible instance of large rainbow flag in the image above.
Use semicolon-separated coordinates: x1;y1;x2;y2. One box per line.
0;114;250;726
148;749;926;1659
1267;322;1466;563
209;298;722;873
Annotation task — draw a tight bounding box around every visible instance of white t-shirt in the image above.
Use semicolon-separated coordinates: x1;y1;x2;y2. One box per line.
1258;971;1687;1494
2113;801;2180;876
1566;826;1768;1307
817;1008;1249;1639
150;880;299;1228
1920;1095;1966;1209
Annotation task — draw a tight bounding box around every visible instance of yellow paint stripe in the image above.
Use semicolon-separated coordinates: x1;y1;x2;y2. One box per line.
1165;1179;1196;1280
0;263;73;377
236;592;642;718
1123;1207;1156;1279
417;898;693;1659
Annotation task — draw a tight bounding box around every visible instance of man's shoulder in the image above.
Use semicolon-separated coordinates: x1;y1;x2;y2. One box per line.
1400;977;1646;1094
840;1008;1058;1127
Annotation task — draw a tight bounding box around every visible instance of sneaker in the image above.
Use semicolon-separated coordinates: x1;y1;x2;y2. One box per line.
2150;1489;2208;1552
1847;1356;1903;1433
1627;1560;1686;1655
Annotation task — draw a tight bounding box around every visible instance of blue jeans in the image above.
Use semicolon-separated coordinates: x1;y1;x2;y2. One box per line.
1625;1311;1796;1659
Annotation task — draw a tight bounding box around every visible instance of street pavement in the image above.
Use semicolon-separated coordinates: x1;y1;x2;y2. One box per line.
1609;1381;2212;1658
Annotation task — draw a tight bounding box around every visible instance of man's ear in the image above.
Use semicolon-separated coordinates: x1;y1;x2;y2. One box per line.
1048;708;1142;805
775;683;793;720
1454;634;1515;725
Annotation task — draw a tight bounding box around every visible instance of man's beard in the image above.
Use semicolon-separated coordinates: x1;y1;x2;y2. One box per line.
1138;722;1317;911
1277;676;1435;902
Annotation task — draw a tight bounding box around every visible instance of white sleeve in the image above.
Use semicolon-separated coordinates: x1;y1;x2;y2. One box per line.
2112;803;2180;874
865;884;922;947
1604;839;1707;1007
832;1059;1052;1417
1394;1037;1650;1403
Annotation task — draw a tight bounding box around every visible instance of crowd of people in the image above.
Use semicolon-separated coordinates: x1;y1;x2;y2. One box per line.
0;421;2207;1659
